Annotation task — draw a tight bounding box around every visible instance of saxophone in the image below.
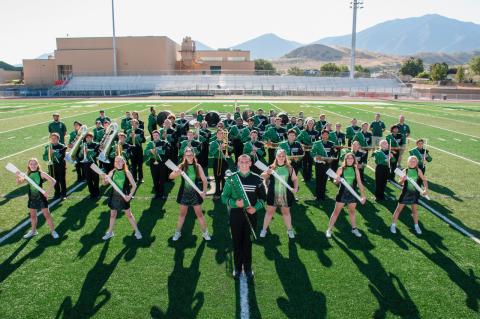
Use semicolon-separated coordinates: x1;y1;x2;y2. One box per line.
65;125;88;163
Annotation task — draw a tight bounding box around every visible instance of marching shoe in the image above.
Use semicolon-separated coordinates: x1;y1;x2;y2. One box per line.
102;231;114;240
232;270;241;279
135;230;142;240
259;229;267;238
23;230;38;239
352;228;362;238
414;224;422;235
287;229;295;239
202;231;211;241
51;231;59;239
325;229;332;239
172;230;182;241
245;270;254;279
390;224;397;234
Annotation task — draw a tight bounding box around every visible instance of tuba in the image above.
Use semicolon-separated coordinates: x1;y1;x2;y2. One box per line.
98;123;119;163
65;125;88;163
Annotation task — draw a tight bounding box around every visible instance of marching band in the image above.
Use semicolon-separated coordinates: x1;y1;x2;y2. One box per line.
7;106;432;279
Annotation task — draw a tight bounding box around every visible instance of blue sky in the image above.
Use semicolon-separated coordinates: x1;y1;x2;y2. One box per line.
1;0;479;65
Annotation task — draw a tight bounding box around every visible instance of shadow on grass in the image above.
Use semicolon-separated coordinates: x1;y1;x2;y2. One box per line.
0;182;88;246
333;236;420;318
261;235;327;318
428;180;463;202
55;242;128;319
207;199;233;275
150;240;206;318
0;184;29;206
408;233;480;312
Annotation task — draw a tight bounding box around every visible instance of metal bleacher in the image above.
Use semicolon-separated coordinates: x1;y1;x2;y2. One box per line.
58;74;408;96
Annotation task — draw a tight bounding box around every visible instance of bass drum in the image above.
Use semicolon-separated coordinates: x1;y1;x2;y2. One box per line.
205;111;221;127
242;109;254;122
277;112;289;126
156;111;172;127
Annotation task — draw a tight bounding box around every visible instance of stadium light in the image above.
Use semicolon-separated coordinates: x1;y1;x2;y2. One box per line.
349;0;363;79
111;0;117;76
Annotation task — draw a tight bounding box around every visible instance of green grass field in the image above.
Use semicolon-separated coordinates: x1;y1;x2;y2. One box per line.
0;98;479;319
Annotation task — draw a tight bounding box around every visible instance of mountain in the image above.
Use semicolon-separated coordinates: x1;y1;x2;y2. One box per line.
0;61;22;71
315;14;480;55
413;50;480;65
284;44;347;61
231;33;303;59
195;41;213;51
36;53;53;59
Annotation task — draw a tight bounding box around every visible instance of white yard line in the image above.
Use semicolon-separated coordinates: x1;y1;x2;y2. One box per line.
453;138;462;142
80;99;394;105
306;104;480;166
365;165;480;245
0;107;150;161
0;105;73;121
471;138;478;142
239;275;250;319
7;136;15;140
0;103;130;134
0;182;85;244
0;101;76;114
335;104;480;139
437;138;446;141
386;107;480;126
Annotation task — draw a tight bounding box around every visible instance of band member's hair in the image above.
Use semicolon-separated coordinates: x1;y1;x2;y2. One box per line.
416;139;424;144
305;117;315;128
216;129;224;135
247;117;254;122
271;148;292;171
321;129;329;135
115;155;129;172
50;132;60;138
250;130;258;135
74;121;82;126
237;154;251;163
197;109;204;115
167;114;176;121
85;132;93;138
407;155;419;168
96;120;102;124
258;108;263;112
131;119;139;125
362;122;369;127
132;111;139;118
150;106;155;112
335;122;341;127
390;125;399;132
179;147;199;176
104;120;110;124
118;132;126;137
152;130;160;136
351;141;361;150
27;158;42;175
320;114;326;118
287;129;297;135
341;152;358;169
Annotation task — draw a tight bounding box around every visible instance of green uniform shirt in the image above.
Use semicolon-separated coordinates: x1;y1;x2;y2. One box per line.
370;120;385;137
48;121;67;144
397;123;411;144
409;147;432;167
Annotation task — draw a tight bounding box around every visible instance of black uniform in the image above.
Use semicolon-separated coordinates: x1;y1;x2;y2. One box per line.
126;128;146;182
315;140;335;201
221;171;266;275
43;143;67;198
145;139;171;198
78;141;100;198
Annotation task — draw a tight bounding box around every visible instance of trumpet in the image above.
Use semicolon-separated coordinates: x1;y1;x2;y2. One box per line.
288;155;304;161
265;142;280;149
301;144;312;152
65;125;88;163
98;123;119;163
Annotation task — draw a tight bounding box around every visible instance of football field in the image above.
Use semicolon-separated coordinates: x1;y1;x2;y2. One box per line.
0;98;479;318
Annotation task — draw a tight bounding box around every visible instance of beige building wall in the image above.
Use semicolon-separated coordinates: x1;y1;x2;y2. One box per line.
23;59;56;87
0;69;22;83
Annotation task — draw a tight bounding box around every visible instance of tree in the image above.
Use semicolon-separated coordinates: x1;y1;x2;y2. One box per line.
355;65;370;75
470;56;480;76
416;71;430;79
254;59;276;74
287;66;304;76
320;63;340;73
400;57;424;77
455;66;465;83
430;63;449;81
339;65;350;73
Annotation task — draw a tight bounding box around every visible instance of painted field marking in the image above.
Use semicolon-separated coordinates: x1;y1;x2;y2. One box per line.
454;138;462;142
79;99;394;105
0;103;131;134
471;138;478;142
0;105;152;161
0;104;74;121
7;136;15;140
304;103;480;167
240;275;250;319
385;107;480;126
365;165;480;245
437;138;446;141
334;104;480;139
24;136;32;140
0;101;76;114
0;181;85;244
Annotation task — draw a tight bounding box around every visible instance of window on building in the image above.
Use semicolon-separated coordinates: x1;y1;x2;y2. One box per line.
58;65;73;80
210;66;221;75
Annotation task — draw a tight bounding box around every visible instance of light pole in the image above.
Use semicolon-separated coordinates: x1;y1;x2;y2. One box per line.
111;0;117;76
350;0;363;79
